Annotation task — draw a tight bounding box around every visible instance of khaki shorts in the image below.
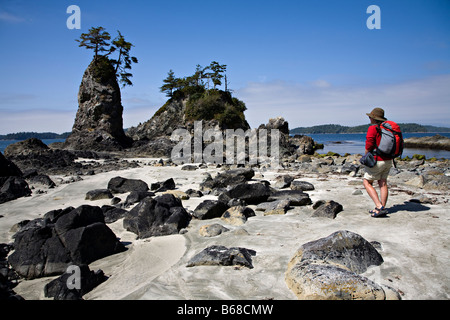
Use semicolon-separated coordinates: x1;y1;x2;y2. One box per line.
363;160;393;181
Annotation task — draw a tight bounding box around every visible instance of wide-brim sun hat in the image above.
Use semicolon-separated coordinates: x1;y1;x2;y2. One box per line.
366;107;387;122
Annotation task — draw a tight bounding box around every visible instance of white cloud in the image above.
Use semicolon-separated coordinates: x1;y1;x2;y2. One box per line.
0;11;25;23
237;74;450;129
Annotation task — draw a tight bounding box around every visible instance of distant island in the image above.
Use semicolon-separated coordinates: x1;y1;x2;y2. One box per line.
3;122;450;141
290;123;450;135
0;132;71;140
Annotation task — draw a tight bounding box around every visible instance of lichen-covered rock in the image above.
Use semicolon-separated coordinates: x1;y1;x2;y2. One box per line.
221;206;255;225
286;262;386;300
285;230;400;300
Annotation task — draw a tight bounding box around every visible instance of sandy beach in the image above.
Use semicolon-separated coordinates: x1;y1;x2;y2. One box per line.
1;157;448;300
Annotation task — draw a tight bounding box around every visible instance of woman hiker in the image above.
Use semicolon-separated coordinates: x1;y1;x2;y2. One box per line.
363;107;393;218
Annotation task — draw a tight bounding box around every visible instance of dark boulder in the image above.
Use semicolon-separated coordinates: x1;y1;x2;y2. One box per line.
8;223;72;279
187;245;256;269
192;200;229;220
150;178;176;192
290;181;315;191
0;152;22;177
186;189;203;198
123;194;191;238
223;182;273;205
44;264;107;300
107;176;149;194
101;205;128;224
43;207;75;224
0;176;31;204
85;189;113;201
273;175;294;189
124;191;154;207
267;190;312;206
8;205;126;279
200;168;254;190
312;200;343;219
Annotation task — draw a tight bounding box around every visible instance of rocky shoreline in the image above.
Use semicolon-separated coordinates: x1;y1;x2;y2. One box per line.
1;54;448;301
404;134;450;151
1;148;449;300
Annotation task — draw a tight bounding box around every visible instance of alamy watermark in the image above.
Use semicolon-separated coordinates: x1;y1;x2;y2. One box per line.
170;121;281;167
66;5;81;30
367;5;381;30
66;4;380;31
66;265;81;290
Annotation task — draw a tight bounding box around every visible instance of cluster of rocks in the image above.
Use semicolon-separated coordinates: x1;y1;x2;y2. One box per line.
3;137;144;178
0;204;125;299
278;153;449;194
7;205;126;280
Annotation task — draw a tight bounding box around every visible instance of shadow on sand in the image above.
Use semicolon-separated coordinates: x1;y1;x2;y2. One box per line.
387;201;431;215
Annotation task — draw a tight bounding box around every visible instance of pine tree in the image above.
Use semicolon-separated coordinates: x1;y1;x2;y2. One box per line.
110;31;139;87
160;70;177;97
76;27;138;88
209;61;227;89
76;26;112;61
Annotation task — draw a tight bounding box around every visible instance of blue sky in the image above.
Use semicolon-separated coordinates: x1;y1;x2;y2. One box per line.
0;0;449;134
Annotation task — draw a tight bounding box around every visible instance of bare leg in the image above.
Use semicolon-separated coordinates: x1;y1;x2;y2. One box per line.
363;179;382;209
378;179;388;207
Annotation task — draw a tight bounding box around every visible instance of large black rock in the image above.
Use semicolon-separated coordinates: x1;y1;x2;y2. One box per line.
0;176;31;204
223;182;273;205
267;190;312;206
107;176;149;194
123;193;191;239
0;152;22;177
192;200;229;220
200;168;255;190
8;205;126;279
44;264;107;300
187;245;256;269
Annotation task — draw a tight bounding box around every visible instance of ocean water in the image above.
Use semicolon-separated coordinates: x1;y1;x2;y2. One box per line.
307;133;450;159
1;133;450;159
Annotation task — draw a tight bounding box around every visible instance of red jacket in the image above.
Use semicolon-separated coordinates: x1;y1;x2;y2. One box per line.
365;125;392;161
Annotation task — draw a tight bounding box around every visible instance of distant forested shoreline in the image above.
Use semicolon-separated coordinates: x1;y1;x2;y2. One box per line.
1;122;449;140
290;123;450;134
0;132;71;140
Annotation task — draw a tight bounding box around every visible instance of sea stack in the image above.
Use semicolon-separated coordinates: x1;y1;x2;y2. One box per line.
63;57;131;151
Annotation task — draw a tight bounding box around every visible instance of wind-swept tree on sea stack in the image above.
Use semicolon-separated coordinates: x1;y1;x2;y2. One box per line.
76;26;138;87
76;26;112;61
110;31;139;87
